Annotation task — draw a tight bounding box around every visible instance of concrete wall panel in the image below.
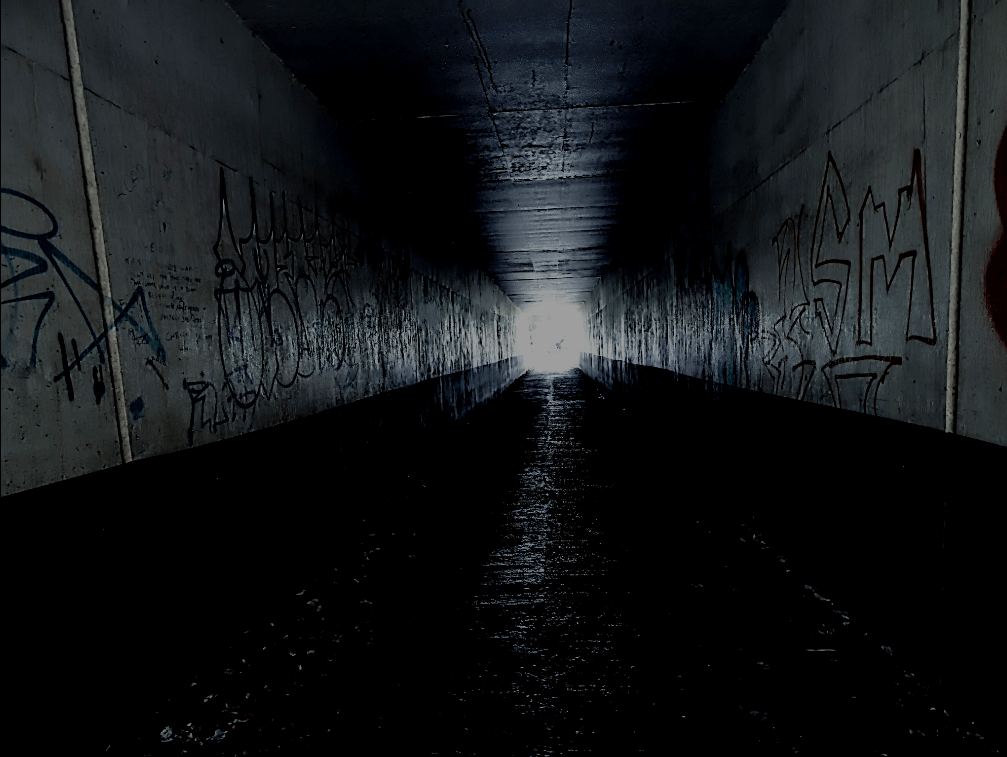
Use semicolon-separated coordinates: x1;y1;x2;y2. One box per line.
2;45;122;492
0;0;70;79
957;0;1007;445
586;0;1002;444
79;88;518;459
2;0;520;494
802;0;959;142
73;0;264;179
708;1;808;216
709;0;960;217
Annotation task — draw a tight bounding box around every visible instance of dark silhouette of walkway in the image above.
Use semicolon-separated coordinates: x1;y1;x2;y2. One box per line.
12;369;999;754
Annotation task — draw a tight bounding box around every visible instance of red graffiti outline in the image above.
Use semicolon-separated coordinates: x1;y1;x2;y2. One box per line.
986;126;1007;348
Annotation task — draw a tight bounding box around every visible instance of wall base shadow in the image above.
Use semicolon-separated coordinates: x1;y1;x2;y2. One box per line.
580;352;1004;740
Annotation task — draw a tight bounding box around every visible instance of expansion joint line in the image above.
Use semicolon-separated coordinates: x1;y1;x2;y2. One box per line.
60;0;133;463
945;0;972;434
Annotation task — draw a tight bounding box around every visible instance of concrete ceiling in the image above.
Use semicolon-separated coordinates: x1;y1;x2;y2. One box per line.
228;0;788;307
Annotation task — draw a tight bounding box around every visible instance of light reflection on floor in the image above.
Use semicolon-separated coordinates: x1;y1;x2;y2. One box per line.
460;370;622;741
105;366;992;755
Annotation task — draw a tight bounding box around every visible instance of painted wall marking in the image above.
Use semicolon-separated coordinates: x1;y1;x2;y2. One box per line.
1;189;166;390
764;149;937;413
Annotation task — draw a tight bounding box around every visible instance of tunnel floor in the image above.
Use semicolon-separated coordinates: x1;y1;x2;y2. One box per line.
26;369;996;755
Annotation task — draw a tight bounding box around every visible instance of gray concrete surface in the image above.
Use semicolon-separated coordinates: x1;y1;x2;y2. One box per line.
584;0;1006;446
1;0;521;494
228;0;789;307
2;6;124;486
958;0;1007;443
3;0;1003;499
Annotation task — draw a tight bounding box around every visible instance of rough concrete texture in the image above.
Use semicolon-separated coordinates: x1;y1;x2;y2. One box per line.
1;0;520;495
583;0;1006;446
2;9;123;485
958;0;1007;442
224;0;789;308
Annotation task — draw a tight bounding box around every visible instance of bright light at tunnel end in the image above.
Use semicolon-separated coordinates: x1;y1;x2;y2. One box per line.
517;302;588;372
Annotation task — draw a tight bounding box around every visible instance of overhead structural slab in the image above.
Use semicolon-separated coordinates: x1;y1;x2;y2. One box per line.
228;0;789;306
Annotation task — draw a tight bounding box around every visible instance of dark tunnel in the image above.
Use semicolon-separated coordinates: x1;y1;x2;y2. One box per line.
2;1;1004;754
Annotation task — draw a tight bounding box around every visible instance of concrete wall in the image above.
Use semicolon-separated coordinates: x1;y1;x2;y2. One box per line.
583;0;1006;446
959;0;1006;442
1;0;520;495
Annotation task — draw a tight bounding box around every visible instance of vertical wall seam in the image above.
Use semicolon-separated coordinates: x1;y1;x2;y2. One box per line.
945;0;972;435
60;0;133;463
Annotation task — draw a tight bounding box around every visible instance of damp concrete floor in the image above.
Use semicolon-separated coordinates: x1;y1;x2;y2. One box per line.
17;369;998;755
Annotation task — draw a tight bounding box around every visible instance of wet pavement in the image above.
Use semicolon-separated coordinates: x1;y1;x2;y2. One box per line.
17;369;999;755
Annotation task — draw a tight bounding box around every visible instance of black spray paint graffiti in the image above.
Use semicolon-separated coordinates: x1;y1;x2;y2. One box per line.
182;168;405;445
811;152;853;356
214;166;355;407
764;150;937;413
821;354;903;415
857;150;937;347
1;188;166;401
182;378;226;447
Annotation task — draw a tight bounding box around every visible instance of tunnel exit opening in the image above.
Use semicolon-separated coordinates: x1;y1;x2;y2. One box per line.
517;303;588;372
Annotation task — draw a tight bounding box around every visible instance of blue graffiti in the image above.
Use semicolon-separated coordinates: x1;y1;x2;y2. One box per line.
1;188;166;379
129;395;144;420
